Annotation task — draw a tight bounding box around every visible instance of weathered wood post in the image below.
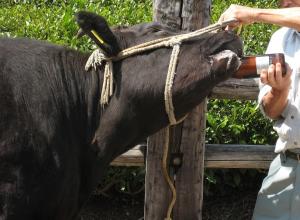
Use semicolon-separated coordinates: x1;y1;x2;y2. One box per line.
144;0;211;219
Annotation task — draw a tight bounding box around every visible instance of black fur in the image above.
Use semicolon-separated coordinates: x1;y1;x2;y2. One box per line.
0;12;242;220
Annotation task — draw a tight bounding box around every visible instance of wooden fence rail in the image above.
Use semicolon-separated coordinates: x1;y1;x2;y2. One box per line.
111;144;276;169
210;78;260;100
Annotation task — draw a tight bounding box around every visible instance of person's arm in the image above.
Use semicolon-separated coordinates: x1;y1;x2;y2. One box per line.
260;63;292;119
219;4;300;31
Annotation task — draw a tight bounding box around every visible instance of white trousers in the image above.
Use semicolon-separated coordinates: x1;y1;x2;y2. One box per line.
252;154;300;220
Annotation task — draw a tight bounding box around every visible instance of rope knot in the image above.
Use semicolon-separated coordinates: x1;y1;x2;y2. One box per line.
165;38;182;47
85;49;114;107
85;49;107;71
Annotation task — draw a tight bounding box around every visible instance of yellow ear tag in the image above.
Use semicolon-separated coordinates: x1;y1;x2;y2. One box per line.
91;30;106;45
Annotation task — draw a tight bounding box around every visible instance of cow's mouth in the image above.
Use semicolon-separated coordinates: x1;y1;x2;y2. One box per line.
210;49;241;75
208;31;243;75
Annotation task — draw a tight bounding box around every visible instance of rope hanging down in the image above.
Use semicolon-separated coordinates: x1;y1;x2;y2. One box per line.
164;42;181;125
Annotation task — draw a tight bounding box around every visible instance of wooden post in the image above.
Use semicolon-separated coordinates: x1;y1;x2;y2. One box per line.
144;0;211;219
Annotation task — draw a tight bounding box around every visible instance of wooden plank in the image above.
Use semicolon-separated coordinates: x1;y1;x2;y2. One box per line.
152;0;182;29
205;144;275;161
111;144;276;169
204;161;271;169
172;104;207;220
110;146;142;166
146;1;184;220
210;78;260;100
205;144;275;169
171;1;210;219
145;1;209;219
144;129;172;220
111;145;145;166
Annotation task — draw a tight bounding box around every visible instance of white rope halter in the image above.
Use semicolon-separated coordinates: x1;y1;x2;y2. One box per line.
85;19;237;125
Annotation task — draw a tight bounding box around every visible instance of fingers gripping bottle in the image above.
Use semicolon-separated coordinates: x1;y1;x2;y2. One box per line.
233;53;286;78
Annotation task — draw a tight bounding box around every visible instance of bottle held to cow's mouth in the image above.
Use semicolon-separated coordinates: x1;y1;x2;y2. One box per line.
233;53;287;78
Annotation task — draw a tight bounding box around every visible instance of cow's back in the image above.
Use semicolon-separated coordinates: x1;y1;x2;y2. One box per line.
0;38;92;220
0;38;69;150
0;38;86;138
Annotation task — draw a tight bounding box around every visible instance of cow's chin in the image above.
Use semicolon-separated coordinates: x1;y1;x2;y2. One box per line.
210;50;241;79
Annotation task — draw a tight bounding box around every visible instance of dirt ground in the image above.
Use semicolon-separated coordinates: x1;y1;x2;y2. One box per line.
80;175;262;220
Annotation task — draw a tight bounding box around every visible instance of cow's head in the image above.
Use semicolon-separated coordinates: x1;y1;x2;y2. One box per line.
75;11;243;158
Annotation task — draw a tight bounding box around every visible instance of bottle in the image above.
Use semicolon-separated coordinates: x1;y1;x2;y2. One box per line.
233;53;286;78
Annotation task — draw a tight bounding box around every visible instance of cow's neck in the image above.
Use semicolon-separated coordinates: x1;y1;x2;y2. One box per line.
55;50;102;144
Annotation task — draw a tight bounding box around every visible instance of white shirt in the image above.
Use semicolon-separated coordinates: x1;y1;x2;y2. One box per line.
258;27;300;153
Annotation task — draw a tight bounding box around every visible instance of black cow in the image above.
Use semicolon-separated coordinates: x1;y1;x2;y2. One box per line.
0;11;242;220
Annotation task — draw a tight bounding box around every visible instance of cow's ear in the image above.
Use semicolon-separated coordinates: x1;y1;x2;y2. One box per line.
75;11;121;56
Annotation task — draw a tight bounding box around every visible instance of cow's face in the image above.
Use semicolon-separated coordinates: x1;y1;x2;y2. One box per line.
76;12;243;156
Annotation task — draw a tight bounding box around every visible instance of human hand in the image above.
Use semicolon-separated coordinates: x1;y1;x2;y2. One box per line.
218;4;256;30
260;63;292;93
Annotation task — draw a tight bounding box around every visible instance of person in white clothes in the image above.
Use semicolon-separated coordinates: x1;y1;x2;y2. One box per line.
219;1;300;219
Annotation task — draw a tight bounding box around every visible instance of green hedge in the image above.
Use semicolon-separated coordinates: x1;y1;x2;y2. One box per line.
0;0;152;51
208;0;279;145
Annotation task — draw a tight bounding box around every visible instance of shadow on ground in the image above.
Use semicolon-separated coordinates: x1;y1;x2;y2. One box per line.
80;183;261;220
